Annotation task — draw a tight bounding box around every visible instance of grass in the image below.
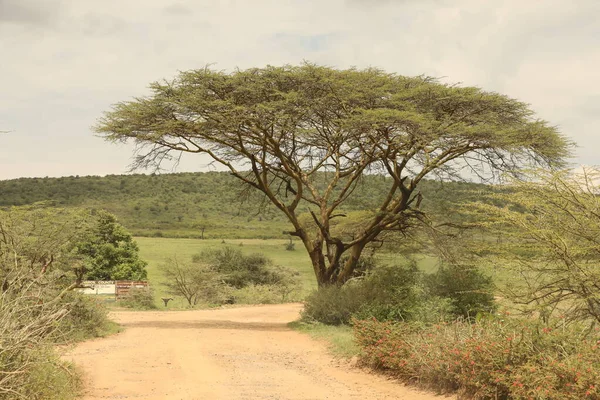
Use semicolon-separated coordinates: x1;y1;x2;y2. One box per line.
134;236;441;309
135;237;316;309
96;320;123;337
288;321;360;358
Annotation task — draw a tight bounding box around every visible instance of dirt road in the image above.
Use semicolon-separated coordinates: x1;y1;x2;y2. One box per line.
65;304;449;400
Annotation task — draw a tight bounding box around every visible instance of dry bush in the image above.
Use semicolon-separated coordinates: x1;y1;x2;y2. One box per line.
0;268;74;399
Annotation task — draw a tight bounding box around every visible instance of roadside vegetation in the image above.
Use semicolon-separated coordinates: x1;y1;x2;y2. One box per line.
0;206;139;399
300;168;600;400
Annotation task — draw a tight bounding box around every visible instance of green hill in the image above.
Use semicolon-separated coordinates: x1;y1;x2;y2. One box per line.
0;172;489;239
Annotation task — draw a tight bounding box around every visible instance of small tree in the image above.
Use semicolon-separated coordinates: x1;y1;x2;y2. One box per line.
424;263;496;319
76;210;148;281
161;258;228;306
96;64;570;286
473;168;600;324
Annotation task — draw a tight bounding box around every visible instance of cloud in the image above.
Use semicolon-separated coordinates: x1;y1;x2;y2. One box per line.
0;0;62;26
163;3;193;16
0;0;598;180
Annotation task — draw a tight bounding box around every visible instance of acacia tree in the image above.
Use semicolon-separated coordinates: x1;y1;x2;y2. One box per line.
95;64;570;286
472;169;600;324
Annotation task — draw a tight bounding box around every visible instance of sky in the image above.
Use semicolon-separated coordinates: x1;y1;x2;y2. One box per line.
0;0;598;180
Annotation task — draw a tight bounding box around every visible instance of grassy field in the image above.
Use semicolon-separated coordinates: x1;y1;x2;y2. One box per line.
135;237;317;308
135;236;441;309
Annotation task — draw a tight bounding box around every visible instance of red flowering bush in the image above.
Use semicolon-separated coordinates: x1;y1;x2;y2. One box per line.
354;317;600;399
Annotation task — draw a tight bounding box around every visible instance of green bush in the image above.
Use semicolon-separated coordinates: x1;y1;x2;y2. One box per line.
354;317;600;399
424;263;496;320
302;284;363;325
194;247;275;288
302;262;421;325
352;263;421;321
192;247;299;292
119;287;157;310
303;258;497;326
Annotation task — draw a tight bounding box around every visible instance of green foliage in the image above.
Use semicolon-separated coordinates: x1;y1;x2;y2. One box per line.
424;263;496;320
351;263;422;321
470;168;600;324
0;172;289;239
302;284;363;325
198;247;296;289
77;210;148;281
0;172;508;244
162;248;301;306
119;287;157;310
302;262;421;325
354;317;600;399
303;259;496;325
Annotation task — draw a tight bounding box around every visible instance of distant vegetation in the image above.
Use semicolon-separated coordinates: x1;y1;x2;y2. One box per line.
0;171;490;239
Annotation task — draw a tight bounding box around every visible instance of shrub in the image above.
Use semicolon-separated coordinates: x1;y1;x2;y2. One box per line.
302;284;364;325
424;263;496;320
119;287;157;310
168;249;300;306
0;277;90;400
57;292;118;341
354;317;600;399
193;247;297;289
194;247;271;288
17;347;81;400
352;263;421;321
302;262;421;325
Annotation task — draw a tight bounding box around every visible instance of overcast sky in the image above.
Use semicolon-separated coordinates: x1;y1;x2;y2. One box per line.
0;0;598;180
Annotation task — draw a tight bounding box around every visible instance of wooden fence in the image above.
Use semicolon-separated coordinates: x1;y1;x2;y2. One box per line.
115;281;149;300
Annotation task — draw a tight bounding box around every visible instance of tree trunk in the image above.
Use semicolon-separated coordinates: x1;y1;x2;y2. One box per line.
307;242;366;287
335;242;366;285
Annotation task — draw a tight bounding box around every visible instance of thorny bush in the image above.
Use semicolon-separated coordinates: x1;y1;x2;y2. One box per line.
354;317;600;399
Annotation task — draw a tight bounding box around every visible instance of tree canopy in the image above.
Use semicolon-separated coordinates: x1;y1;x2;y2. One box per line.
96;64;571;286
75;210;148;281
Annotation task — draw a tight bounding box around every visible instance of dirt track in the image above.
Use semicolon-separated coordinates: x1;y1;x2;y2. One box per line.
65;304;449;400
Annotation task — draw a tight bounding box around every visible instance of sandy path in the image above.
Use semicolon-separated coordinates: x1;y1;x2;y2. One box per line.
64;304;450;400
